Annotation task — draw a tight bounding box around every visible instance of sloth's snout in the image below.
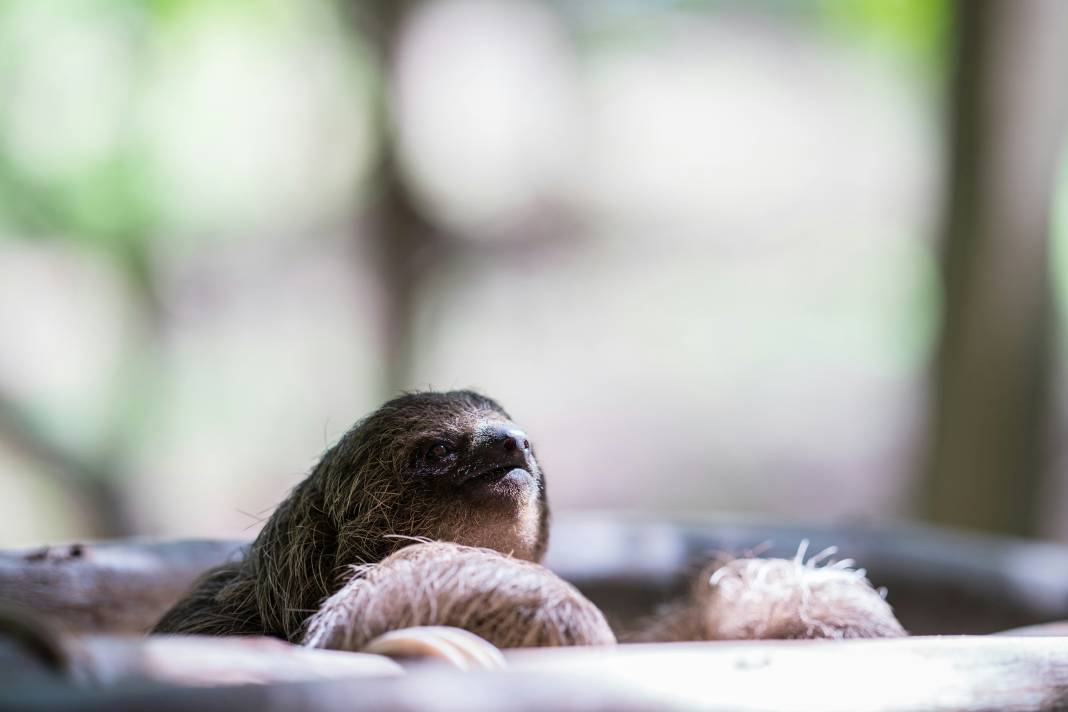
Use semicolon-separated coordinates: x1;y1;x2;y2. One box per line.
486;425;530;457
462;424;532;477
491;426;529;454
454;423;536;489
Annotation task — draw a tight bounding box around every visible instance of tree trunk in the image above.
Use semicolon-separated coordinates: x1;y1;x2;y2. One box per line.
922;0;1068;535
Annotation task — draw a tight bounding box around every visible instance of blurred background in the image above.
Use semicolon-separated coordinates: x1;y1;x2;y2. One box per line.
0;0;1065;548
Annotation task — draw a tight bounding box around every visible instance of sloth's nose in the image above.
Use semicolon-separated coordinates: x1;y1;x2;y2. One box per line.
486;425;530;456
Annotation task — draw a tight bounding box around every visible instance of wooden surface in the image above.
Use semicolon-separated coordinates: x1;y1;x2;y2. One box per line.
0;539;244;634
80;634;402;687
3;635;1068;711
508;636;1068;711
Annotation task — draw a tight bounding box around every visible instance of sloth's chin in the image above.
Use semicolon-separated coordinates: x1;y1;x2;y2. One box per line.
444;478;543;562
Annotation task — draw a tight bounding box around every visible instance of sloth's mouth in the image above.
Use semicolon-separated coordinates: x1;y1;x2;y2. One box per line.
459;464;529;488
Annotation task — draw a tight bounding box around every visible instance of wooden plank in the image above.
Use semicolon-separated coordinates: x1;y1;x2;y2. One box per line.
507;636;1068;711
4;636;1068;711
82;634;403;687
0;539;244;634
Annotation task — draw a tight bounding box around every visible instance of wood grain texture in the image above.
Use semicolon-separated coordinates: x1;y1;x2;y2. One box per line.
3;636;1068;711
0;539;244;634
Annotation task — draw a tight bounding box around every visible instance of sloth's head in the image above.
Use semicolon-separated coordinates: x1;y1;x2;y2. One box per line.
324;390;549;562
250;390;550;639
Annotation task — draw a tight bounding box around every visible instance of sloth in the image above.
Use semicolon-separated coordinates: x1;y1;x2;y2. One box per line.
155;389;903;648
154;390;548;641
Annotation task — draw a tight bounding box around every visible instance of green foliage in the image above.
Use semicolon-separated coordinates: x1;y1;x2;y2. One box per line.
817;0;951;73
0;0;374;255
0;0;157;251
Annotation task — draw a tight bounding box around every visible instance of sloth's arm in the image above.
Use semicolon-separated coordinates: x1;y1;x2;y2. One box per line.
302;541;616;651
152;562;266;637
635;552;906;642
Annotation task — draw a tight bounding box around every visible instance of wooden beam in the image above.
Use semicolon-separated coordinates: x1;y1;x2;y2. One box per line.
4;636;1068;711
0;539;244;634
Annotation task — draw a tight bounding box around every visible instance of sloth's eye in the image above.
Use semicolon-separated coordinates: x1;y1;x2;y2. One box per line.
426;442;450;460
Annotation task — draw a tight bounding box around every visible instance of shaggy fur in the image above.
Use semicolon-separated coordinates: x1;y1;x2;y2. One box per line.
304;542;616;650
637;542;906;642
154;391;549;641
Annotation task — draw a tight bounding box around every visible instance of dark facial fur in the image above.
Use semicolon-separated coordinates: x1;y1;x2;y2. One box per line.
153;390;549;641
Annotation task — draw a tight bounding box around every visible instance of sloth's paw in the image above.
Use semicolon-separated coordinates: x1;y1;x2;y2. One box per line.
301;541;616;652
697;542;906;640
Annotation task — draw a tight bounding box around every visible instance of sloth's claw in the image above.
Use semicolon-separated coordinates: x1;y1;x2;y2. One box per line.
362;626;507;671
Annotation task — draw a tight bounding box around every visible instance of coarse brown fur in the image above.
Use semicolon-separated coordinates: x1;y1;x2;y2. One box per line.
303;542;616;650
153;391;549;641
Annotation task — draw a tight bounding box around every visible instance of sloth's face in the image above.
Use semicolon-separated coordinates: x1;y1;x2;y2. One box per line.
353;391;548;561
407;411;542;505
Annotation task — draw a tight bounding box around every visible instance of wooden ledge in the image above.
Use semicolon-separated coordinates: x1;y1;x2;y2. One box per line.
3;635;1068;711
